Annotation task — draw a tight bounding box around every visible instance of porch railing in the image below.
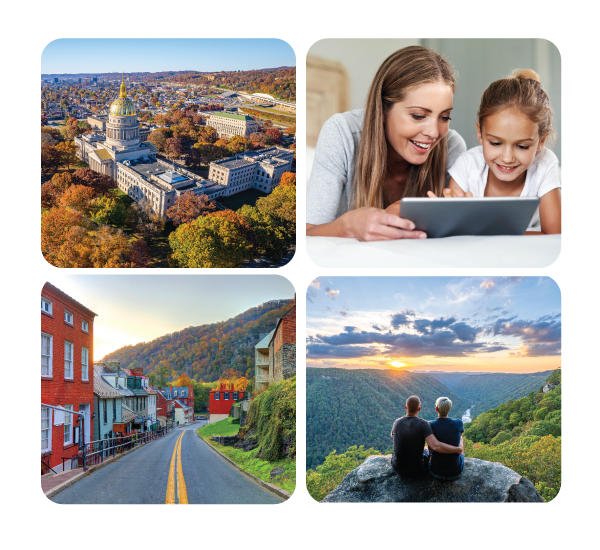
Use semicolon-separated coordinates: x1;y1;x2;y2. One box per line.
76;425;174;470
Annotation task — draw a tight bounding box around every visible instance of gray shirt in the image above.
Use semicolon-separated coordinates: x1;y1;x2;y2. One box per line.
307;108;467;225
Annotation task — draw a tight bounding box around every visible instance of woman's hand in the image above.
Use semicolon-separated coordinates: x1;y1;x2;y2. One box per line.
340;207;426;241
427;188;474;198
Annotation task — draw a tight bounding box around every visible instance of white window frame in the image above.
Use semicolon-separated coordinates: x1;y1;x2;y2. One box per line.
224;392;230;401
64;310;73;324
214;392;220;401
81;346;89;381
41;407;52;453
63;405;73;446
41;298;53;315
41;332;53;377
64;341;74;379
82;319;89;332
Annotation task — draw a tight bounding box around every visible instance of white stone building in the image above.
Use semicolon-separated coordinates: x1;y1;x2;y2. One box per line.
208;147;295;194
206;111;259;138
74;76;157;180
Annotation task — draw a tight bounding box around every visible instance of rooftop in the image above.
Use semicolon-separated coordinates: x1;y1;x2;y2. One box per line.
209;111;253;121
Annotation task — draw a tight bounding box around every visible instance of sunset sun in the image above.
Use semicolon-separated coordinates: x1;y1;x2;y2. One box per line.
390;360;407;368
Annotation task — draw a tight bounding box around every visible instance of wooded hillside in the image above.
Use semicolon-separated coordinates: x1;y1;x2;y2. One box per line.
306;368;470;471
105;299;293;382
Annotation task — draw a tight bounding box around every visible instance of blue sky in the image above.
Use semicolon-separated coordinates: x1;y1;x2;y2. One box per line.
43;274;295;360
41;39;295;74
307;277;560;373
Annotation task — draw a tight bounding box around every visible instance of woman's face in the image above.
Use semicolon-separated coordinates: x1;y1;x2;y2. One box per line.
384;81;454;165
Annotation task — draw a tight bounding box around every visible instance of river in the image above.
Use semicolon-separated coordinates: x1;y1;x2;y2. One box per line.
462;408;472;424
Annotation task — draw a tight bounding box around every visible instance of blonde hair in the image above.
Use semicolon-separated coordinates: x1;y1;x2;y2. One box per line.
478;69;556;146
352;46;457;210
435;396;452;416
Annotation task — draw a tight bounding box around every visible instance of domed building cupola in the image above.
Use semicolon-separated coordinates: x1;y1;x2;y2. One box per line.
109;73;137;117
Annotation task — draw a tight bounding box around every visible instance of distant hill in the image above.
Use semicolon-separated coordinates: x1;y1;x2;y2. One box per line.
452;371;554;417
306;368;470;471
105;299;293;382
423;372;472;389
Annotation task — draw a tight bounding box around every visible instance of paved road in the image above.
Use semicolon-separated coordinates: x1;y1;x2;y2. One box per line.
51;424;283;504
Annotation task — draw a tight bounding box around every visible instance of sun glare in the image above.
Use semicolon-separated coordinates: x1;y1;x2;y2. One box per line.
390;360;407;368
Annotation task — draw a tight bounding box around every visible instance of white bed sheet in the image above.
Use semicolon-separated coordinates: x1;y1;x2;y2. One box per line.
307;234;560;268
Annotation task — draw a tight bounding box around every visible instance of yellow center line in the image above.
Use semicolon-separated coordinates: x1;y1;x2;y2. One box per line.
176;432;189;504
165;432;184;504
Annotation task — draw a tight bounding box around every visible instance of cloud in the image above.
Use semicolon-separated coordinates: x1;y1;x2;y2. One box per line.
344;326;358;333
372;324;386;332
324;287;340;301
480;279;495;290
390;309;415;329
310;326;505;358
485;315;561;356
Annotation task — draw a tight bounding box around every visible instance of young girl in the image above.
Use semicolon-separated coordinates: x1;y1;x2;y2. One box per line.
434;69;561;234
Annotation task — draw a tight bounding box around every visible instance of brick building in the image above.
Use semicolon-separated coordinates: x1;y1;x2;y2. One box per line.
208;389;246;424
271;300;296;382
41;283;97;473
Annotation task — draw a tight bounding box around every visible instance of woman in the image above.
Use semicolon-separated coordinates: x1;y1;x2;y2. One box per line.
306;46;466;241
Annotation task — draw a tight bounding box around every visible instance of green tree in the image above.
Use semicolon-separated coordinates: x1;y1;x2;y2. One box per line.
306;446;381;502
168;214;253;268
91;196;128;227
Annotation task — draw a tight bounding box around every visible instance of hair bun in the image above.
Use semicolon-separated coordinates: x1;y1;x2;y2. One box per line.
513;69;541;82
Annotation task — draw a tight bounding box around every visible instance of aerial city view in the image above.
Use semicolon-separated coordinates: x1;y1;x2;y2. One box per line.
41;39;296;268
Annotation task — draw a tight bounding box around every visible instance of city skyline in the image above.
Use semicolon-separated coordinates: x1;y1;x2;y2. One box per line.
42;39;295;75
306;277;561;373
44;274;295;360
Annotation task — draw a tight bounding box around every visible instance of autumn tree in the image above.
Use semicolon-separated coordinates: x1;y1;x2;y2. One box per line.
238;205;290;262
256;184;295;230
72;168;117;196
41;143;63;175
59;185;95;214
168;214;253;268
148;129;167;152
265;128;283;145
41;207;88;265
166;191;216;225
165;136;183;160
41;172;74;208
128;239;151;267
279;172;296;187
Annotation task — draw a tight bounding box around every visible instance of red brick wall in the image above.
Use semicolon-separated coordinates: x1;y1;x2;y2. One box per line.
41;283;96;470
274;305;296;355
209;390;244;415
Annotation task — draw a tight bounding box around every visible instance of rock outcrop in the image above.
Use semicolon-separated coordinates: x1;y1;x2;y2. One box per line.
322;455;544;503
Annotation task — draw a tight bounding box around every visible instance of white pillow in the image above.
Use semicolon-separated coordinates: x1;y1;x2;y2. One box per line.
306;146;316;184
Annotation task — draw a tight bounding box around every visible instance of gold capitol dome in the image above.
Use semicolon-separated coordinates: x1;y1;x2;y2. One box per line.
109;73;137;116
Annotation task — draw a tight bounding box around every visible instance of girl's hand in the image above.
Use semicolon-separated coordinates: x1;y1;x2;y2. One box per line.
427;189;473;198
340;207;426;241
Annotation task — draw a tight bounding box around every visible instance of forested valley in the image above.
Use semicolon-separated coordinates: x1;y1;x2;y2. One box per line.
306;369;561;502
306;368;470;471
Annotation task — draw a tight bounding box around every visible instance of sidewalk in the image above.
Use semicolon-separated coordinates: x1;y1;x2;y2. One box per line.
42;468;85;495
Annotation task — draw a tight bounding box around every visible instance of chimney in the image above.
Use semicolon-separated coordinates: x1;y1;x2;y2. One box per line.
106;360;120;373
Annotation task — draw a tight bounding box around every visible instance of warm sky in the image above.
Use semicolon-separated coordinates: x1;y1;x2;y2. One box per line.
44;274;295;360
41;39;295;75
306;277;560;374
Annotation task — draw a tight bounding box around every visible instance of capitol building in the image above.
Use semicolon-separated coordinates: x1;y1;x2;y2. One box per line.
75;77;294;218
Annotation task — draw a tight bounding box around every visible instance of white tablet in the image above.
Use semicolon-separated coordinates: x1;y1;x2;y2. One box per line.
400;197;540;238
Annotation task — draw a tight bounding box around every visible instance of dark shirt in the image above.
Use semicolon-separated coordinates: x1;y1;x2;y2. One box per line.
429;417;464;477
391;416;432;476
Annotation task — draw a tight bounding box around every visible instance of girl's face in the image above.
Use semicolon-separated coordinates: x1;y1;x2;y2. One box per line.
384;81;454;165
477;109;544;183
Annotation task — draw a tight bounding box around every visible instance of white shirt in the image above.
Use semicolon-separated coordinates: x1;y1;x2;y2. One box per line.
448;146;560;198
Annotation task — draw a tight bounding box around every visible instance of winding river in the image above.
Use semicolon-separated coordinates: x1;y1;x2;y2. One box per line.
462;408;472;424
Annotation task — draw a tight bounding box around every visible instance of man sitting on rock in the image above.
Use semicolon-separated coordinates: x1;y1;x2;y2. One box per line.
391;395;463;478
427;397;465;481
